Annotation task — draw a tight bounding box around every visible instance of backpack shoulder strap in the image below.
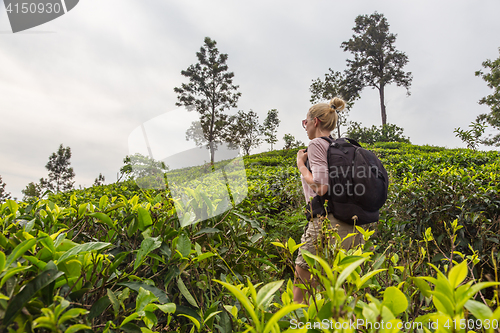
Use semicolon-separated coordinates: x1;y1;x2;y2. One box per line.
342;137;362;147
319;136;334;144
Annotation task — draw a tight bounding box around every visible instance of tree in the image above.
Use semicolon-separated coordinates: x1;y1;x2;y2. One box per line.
118;154;168;189
475;47;500;146
93;173;105;186
22;182;43;200
283;133;304;150
40;144;75;193
262;109;280;150
174;37;241;164
341;12;412;125
454;120;487;150
225;110;262;155
310;68;360;138
347;121;410;144
0;175;11;202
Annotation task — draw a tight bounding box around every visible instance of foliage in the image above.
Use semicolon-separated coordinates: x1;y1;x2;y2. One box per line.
262;109;280;151
341;12;412;125
174;37;241;164
282;134;304;150
0;176;11;202
93;173;105;187
227;110;262;155
119;153;168;189
220;222;499;333
2;141;500;332
22;181;43;200
309;69;358;138
347;121;411;144
40;144;76;193
475;47;500;146
454;120;487;150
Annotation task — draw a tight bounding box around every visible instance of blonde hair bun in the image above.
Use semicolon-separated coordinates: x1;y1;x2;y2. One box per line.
329;97;346;113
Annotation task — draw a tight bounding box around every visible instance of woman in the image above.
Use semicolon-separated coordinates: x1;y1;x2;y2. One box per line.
294;97;364;303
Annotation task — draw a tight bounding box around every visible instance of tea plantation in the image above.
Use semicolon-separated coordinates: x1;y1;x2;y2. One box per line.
1;142;499;332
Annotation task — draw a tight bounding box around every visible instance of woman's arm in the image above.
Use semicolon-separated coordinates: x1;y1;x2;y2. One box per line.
297;149;329;196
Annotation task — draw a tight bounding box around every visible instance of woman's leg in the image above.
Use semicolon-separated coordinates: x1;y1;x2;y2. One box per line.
293;264;312;303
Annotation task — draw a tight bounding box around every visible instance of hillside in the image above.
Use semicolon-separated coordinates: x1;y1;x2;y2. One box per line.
1;142;499;332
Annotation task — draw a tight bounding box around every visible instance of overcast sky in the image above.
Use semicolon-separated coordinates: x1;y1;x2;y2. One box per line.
1;0;500;200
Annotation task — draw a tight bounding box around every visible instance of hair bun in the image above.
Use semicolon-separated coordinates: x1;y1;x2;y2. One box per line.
329;97;346;113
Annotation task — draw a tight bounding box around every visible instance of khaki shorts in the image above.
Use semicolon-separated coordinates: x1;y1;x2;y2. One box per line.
295;213;365;270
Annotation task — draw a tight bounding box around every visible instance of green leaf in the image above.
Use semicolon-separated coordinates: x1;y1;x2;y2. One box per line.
5;238;37;267
178;314;200;331
180;212;195;228
412;277;432;298
302;251;335;281
136;287;157;312
255;280;283;310
99;196;109;210
65;324;91;333
117;281;170;304
177;278;198;308
214;279;260;331
3;269;64;327
357;269;387;289
78;203;88;217
177;234;191;258
58;308;88;325
107;251;129;275
194;228;221;236
155;303;176;314
107;289;120;317
382;287;408;316
6;200;18;215
25;218;36;233
137;207;153;231
57;242;112;264
464;300;493;320
134;237;161;271
0;251;5;272
336;257;367;289
121;313;141;327
89;296;111;320
88;212;115;229
194;252;216;262
40;236;56;254
0;266;31;288
448;260;468;288
432;291;455;316
262;304;306;333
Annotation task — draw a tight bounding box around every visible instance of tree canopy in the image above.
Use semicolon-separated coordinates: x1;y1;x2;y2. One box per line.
475;47;500;146
40;144;75;193
227;110;262;155
310;69;359;138
262;109;280;151
341;12;412;125
174;37;241;164
0;175;11;202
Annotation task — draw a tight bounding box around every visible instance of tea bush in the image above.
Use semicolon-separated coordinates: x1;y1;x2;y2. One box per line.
1;142;499;332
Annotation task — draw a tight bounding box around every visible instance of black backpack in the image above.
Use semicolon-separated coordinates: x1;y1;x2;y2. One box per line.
304;136;389;225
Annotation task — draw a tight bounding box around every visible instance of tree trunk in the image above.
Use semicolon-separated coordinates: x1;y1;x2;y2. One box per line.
337;113;341;138
209;103;216;166
379;85;387;126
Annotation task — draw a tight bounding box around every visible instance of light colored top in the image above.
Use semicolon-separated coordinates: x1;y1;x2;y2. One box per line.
301;137;330;204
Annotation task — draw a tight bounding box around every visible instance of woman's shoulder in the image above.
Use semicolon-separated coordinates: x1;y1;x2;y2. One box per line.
309;137;331;148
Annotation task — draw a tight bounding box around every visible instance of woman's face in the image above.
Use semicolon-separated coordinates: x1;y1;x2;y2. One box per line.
304;111;315;140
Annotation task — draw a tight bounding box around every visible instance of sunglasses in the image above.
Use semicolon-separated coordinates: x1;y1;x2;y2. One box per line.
302;117;315;128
